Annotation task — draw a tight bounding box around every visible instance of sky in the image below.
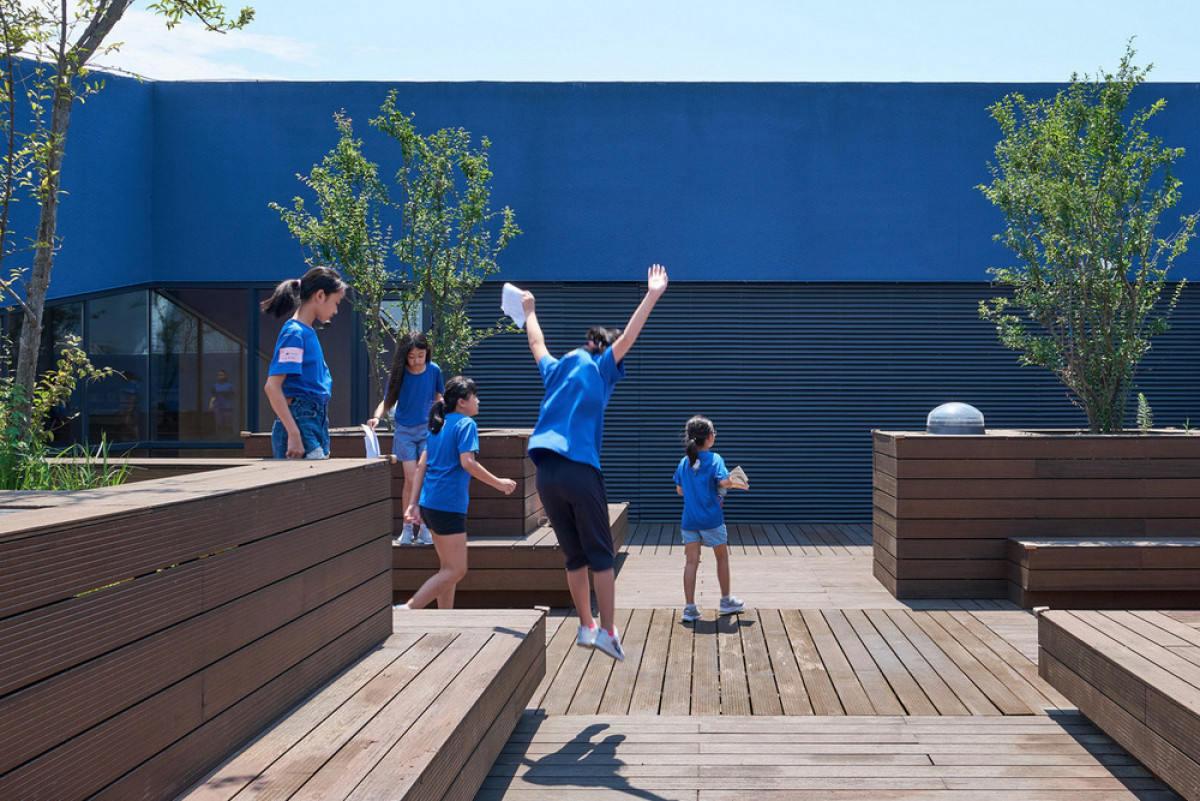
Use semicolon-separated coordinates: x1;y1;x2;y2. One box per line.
89;0;1200;83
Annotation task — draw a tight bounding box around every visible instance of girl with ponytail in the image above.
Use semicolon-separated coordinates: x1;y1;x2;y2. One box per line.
396;376;517;610
262;266;349;459
673;415;743;623
521;263;669;661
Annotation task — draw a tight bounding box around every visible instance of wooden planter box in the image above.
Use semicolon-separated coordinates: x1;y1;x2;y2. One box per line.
0;458;393;801
872;429;1200;601
242;427;543;537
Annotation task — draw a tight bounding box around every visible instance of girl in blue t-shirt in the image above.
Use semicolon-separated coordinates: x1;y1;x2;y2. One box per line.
521;263;669;661
368;331;445;546
396;376;516;610
262;267;349;459
673;415;744;623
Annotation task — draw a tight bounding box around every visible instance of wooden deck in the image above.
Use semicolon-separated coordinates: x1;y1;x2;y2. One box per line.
480;713;1180;800
473;521;1182;800
181;610;545;801
531;607;1067;717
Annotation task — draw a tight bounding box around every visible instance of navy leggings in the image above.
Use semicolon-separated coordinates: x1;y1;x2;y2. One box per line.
535;450;615;572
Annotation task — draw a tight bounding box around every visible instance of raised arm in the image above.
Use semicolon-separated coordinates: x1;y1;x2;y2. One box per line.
611;264;668;364
521;291;551;364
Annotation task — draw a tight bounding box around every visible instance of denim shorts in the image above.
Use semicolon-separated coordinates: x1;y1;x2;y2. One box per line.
681;523;729;547
271;397;329;459
391;422;430;462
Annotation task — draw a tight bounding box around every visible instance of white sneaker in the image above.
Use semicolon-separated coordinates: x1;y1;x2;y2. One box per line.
416;526;433;546
682;604;701;623
393;603;410;610
576;624;598;648
719;595;745;615
593;627;625;661
398;526;414;546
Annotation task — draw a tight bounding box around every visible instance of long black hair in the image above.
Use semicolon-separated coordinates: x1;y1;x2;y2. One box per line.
260;266;349;318
382;331;432;412
428;375;476;434
683;415;715;469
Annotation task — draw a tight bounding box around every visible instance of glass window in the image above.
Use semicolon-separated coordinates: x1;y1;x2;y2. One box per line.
87;291;149;445
40;303;84;445
152;289;249;442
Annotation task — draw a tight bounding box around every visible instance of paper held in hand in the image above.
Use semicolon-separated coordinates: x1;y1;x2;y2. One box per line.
501;282;526;328
728;465;750;490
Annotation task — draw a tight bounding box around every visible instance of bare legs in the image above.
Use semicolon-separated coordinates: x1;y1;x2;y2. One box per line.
406;532;467;609
682;542;732;605
566;566;615;633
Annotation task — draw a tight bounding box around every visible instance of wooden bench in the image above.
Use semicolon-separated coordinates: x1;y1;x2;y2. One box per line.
181;609;546;801
1039;609;1200;801
1008;537;1200;608
0;460;393;801
243;428;546;537
393;503;629;607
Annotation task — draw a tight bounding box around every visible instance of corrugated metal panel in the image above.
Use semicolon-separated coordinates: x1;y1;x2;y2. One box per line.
464;281;1200;522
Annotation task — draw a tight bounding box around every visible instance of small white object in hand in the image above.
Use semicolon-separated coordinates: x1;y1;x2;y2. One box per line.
501;282;526;328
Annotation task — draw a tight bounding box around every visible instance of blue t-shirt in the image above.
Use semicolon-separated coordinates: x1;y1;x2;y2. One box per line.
390;363;445;427
528;348;625;470
268;320;331;404
419;412;480;514
674;451;730;531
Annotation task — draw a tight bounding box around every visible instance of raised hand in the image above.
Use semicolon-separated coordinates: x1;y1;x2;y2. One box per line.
521;291;537;316
647;263;668;296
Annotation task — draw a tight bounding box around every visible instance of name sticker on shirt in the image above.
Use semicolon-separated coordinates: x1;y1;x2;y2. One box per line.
278;346;304;364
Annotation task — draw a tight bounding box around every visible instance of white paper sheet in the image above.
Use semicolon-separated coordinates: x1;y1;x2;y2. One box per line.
361;423;381;459
501;282;526;328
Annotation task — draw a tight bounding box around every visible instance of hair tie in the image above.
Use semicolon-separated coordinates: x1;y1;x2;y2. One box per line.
587;340;599;349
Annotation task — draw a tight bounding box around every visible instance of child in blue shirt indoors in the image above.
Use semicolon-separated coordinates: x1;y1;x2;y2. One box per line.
673;415;745;622
262;266;349;459
368;331;445;546
395;376;516;610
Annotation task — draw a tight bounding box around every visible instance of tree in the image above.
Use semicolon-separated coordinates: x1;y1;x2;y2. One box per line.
978;43;1197;433
376;90;520;378
274;91;519;403
0;0;252;427
271;112;404;405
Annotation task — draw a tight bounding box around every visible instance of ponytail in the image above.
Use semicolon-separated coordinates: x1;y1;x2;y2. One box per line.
428;399;448;435
429;375;477;434
682;415;715;470
583;326;620;355
260;266;349;318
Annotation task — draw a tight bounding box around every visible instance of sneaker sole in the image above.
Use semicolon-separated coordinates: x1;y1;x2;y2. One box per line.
719;607;744;615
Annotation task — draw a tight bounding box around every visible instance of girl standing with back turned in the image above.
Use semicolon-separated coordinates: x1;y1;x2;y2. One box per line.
262;266;348;459
521;264;669;661
674;415;744;623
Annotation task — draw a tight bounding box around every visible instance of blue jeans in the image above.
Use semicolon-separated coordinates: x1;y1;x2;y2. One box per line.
271;397;329;459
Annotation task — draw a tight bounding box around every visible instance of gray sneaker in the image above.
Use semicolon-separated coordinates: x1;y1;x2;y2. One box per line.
682;604;701;623
576;624;598;648
593;627;625;661
416;526;433;546
397;526;414;546
719;596;745;615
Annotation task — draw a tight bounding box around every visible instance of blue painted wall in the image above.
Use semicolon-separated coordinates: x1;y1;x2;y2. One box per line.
43;79;1200;300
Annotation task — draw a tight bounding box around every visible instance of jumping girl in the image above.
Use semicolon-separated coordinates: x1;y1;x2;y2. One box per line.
368;331;445;545
262;266;349;460
674;415;744;623
396;376;516;610
521;263;669;661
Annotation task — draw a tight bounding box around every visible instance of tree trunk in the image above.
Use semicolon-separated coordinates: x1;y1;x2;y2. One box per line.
14;78;72;417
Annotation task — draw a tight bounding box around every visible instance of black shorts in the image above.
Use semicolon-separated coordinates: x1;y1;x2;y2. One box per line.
534;450;614;571
418;505;468;536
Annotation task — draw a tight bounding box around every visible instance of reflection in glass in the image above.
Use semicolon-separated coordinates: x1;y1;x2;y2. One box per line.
88;292;149;444
152;289;248;442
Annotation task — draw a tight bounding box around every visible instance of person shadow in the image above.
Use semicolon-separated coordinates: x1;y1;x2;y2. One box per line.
506;721;673;801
